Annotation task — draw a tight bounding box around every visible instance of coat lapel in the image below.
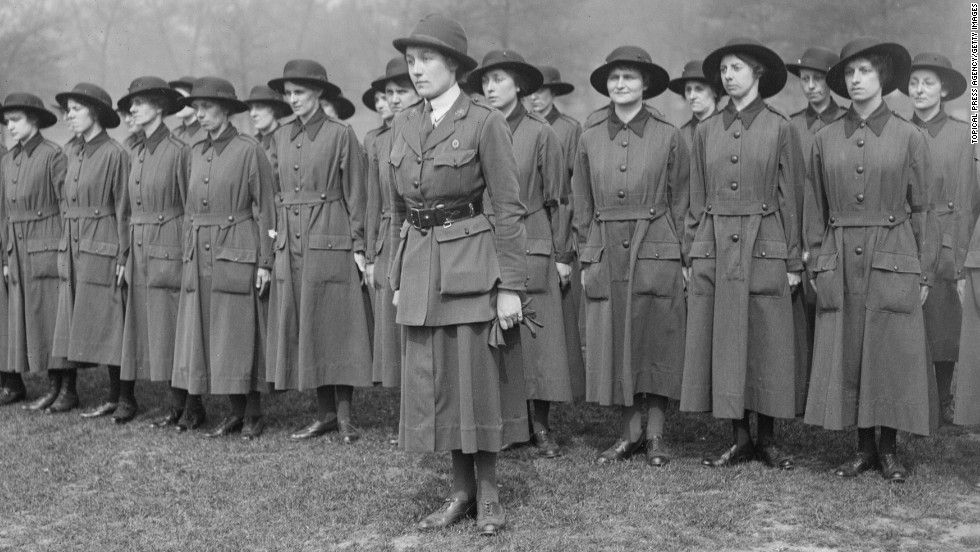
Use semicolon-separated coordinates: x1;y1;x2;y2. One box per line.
423;93;469;152
401;104;423;157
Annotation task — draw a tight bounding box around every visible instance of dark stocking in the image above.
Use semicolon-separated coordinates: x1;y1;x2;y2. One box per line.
857;427;877;456
450;450;477;501
878;426;898;455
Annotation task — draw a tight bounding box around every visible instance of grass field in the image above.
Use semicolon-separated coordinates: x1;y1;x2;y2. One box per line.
2;372;980;552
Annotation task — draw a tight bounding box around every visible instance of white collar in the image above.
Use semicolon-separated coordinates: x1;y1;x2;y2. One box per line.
428;84;461;125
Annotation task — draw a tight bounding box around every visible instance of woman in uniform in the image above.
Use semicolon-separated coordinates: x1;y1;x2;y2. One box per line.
115;77;189;426
266;60;372;443
171;77;275;439
51;83;131;417
168;76;207;146
904;53;975;424
389;14;528;536
0;94;63;407
668;60;722;147
467;50;573;459
804;38;938;482
573;46;689;465
681;39;805;470
245;85;292;159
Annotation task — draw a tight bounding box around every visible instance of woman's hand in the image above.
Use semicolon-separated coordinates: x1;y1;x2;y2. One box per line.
920;284;929;306
2;265;7;283
354;252;367;274
556;262;571;288
787;272;801;288
365;263;375;288
256;267;271;296
116;264;126;287
958;279;966;305
392;290;399;307
497;289;522;330
682;267;691;285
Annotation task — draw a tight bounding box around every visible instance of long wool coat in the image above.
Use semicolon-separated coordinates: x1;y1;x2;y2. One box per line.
265;108;372;391
680;97;804;420
120;124;188;381
573;106;689;407
803;102;939;435
171;125;274;395
53;131;130;366
387;90;528;453
2;136;66;374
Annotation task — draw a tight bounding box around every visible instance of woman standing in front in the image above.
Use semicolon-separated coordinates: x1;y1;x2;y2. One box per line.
51;83;131;416
804;39;938;482
574;46;689;465
681;39;805;469
171;77;275;439
0;95;64;407
389;14;528;536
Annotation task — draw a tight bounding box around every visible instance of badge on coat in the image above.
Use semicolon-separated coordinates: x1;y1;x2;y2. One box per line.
452;139;459;149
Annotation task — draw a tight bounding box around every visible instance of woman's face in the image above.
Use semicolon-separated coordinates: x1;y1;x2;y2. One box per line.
249;103;277;132
130;96;162;130
482;69;519;112
385;80;421;114
528;86;554;115
66;99;97;136
405;46;456;99
283;81;320;119
798;68;830;106
4;110;37;143
684;80;716;117
844;57;883;103
192;99;228;133
719;54;758;100
606;66;646;106
373;91;394;121
908;68;946;112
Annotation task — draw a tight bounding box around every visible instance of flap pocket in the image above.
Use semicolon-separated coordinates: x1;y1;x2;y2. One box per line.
752;239;788;259
214;246;257;264
79;239;119;257
812;252;838;273
689;240;715;258
433;149;476;168
967;250;980;268
388;148;405;168
308;234;353;251
871;250;921;274
579;244;603;264
636;241;680;260
942;232;953;249
27;238;61;254
146;245;182;260
434;215;492;243
525;237;553;257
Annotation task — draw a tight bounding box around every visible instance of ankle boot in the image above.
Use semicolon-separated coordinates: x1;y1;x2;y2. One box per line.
24;372;62;411
47;371;79;413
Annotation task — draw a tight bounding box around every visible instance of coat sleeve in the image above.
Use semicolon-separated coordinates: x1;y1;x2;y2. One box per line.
907;129;939;286
364;136;381;264
683;124;708;266
570;134;593;251
113;147;132;266
803;135;830;281
778;120;805;273
176;144;190;208
251;145;276;269
388;127;407;292
480;110;527;292
955;137;980;277
668;128;691;245
540;125;573;263
342;126;367;254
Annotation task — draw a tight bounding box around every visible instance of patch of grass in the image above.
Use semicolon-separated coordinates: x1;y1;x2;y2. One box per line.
1;373;979;551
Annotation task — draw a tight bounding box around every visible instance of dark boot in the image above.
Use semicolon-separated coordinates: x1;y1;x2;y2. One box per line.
25;371;62;411
47;371;79;414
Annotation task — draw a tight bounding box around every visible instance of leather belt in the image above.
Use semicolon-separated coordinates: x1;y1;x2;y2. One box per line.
188;210;253;229
828;211;908;228
8;204;60;223
277;190;343;206
594;202;667;222
130;207;184;225
408;199;483;229
704;198;777;216
64;205;115;219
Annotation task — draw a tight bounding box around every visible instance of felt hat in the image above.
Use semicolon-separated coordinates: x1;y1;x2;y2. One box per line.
372;57;412;92
362;87;383;112
590;45;670;99
392;14;478;72
903;51;966;101
324;95;355;120
117;76;183;116
55;82;121;128
786;47;840;77
535;65;574;96
703;37;788;99
0;92;58;129
244;85;292;119
668;59;724;97
168;76;196;93
179;77;249;114
268;59;342;99
826;37;911;98
466;50;544;97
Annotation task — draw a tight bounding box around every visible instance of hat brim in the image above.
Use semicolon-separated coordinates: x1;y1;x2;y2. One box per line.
703;43;788;99
590;61;670;100
541;82;574;96
667;76;726;97
371;72;413;93
55;92;121;129
117;88;183;117
826;43;911;99
362;87;382;112
244;99;293;119
0;104;58;129
330;98;355;120
902;63;967;101
466;61;544;98
393;36;478;72
786;63;830;78
179;95;250;115
267;78;342;100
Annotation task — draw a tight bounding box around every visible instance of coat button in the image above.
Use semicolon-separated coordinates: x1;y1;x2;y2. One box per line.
619;164;627;172
706;204;712;212
948;201;955;209
654;253;660;259
859;121;866;128
158;215;164;221
36;211;42;217
649;208;655;215
621;140;628;147
731;234;739;242
94;209;100;215
731;155;738;163
855;247;863;255
293;209;299;216
202;199;208;206
204;177;209;183
761;251;767;257
464;228;470;235
888;215;895;222
829;217;836;224
136;200;142;206
204;243;210;250
856;166;864;174
228;216;234;222
295;232;300;239
72;196;76;201
135;179;140;185
137;241;142;247
294;187;300;192
857;139;865;147
893;265;899;271
413;180;420;188
622;240;630;249
11;178;16;184
293;164;300;171
526;248;531;254
320;193;327;199
416;156;422;164
856;193;865;202
617;190;626;198
296;143;302;148
734;131;741;138
207;156;212;162
595;211;601;219
761;202;769;211
730;182;738;190
326;244;333;249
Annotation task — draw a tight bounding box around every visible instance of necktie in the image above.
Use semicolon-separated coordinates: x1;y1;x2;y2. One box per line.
420;101;433;144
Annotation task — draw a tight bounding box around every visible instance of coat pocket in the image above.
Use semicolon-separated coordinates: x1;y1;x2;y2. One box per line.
632;241;682;297
146;245;183;290
273;231;287;282
26;238;61;280
524;237;554;294
307;233;353;284
77;239;119;286
812;252;841;312
212;246;257;295
435;216;499;296
748;239;788;298
866;250;921;315
579;244;608;300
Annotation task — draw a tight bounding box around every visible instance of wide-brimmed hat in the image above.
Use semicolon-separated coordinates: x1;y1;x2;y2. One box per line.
590;46;670;99
703;38;788;99
392;14;478;72
786;47;839;77
323;95;355;120
55;83;120;129
268;59;341;99
168;76;196;93
117;76;183;116
535;65;574;96
668;59;724;97
0;93;58;129
362;87;383;112
466;50;544;97
179;77;249;114
244;85;292;119
902;52;967;101
372;57;412;92
826;37;911;99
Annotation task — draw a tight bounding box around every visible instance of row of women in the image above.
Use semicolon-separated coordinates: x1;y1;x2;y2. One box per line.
0;13;977;535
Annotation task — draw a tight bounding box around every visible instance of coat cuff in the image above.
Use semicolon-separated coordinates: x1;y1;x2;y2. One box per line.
785;258;804;273
920;271;935;287
554;251;575;264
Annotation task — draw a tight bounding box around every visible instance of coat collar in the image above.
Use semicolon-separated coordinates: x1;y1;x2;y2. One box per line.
133;123;171;155
13;131;44;158
290;107;327;141
202;124;238;155
722;94;765;130
607;105;650;139
181;119;202;136
844;100;891;138
505;102;527;134
421;92;470;152
911;108;948;138
544;105;561;125
805;99;843;128
79;129;111;158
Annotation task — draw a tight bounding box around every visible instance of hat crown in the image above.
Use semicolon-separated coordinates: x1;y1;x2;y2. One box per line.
796;47;839;72
480;49;528;67
2;92;46;111
189;77;240;101
127;76;171;95
68;83;112;108
911;52;953;70
605;45;653;65
247;85;285;103
839;37;886;61
406;13;468;55
281;59;329;81
680;60;706;79
538;65;561;84
384;56;409;78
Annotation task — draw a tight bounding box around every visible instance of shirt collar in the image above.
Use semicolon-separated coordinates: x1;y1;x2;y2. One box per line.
80;130;111;158
14;131;44;157
844;100;892;138
722;94;765;130
911;108;948;138
136;123;171;155
202;124;238;155
805;100;842;128
290;107;327;141
607;104;650;139
506;102;527;134
544;105;561;125
429;84;461;125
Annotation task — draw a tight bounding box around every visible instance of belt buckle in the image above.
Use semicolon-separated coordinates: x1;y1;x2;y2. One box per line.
435;204;453;229
409;208;422;230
